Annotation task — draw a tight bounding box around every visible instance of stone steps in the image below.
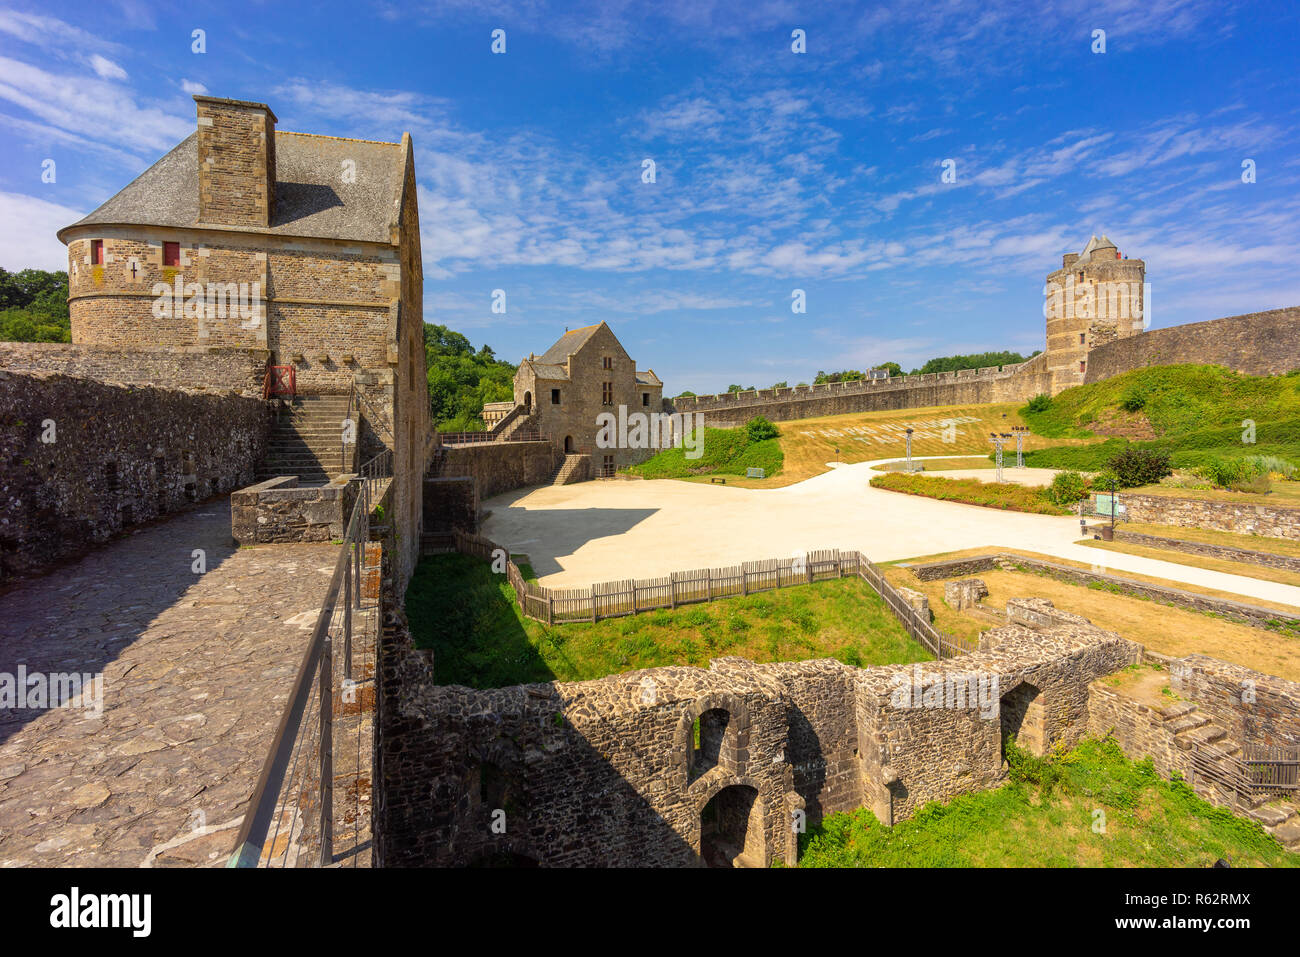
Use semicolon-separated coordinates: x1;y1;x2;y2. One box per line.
259;393;353;484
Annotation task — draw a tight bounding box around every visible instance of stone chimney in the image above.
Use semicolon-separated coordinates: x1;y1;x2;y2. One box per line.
194;95;277;227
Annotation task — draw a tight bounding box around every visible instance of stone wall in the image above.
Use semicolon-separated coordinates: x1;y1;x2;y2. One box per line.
375;607;1137;867
666;361;1046;425
1112;527;1300;572
1171;655;1300;751
435;440;559;502
422;477;478;533
1118;493;1300;541
0;370;271;582
1084;307;1300;384
230;474;358;544
0;342;266;395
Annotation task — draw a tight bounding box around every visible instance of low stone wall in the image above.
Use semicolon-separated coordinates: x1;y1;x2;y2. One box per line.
1171;655;1300;751
1119;493;1300;541
422;477;478;532
230;474;358;545
1084;307;1300;383
1112;528;1300;572
906;552;1300;632
0;369;271;582
1087;681;1186;779
0;342;268;396
435;440;559;501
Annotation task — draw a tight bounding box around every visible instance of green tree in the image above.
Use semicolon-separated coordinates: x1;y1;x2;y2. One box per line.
0;267;70;343
424;323;517;431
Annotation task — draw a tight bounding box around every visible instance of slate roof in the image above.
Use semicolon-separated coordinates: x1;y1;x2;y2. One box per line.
529;363;570;380
59;130;405;245
635;370;661;385
536;323;604;365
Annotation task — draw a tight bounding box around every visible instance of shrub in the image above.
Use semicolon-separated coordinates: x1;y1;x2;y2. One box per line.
1091;467;1121;491
745;415;781;442
1245;454;1298;480
1047;470;1089;505
1025;394;1052;413
1106;447;1172;488
1195;456;1260;489
1118;386;1147;413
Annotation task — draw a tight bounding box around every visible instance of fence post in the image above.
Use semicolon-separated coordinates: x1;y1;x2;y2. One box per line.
631;581;638;614
343;557;353;681
547;594;554;626
706;569;712;601
741;567;748;596
319;632;333;867
591;586;597;623
669;575;676;609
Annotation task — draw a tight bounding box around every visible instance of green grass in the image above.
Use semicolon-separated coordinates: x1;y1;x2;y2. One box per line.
869;471;1071;515
405;552;930;688
794;737;1298;867
625;425;783;480
1020;365;1300;473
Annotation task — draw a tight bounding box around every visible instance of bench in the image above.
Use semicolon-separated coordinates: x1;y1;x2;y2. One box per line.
710;477;726;484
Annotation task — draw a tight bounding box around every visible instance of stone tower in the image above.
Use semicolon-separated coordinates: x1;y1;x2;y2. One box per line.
1044;235;1145;391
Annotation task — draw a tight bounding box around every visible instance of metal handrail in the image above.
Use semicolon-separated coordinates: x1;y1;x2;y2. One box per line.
227;467;381;868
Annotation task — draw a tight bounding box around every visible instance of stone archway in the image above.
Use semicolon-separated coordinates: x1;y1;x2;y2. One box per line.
1000;681;1046;759
523;391;531;411
564;435;575;454
699;784;764;868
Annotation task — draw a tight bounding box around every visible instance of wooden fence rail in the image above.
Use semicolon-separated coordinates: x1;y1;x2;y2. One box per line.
449;531;975;659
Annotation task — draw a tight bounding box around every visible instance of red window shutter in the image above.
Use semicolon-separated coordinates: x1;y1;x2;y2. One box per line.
91;240;103;265
163;242;180;266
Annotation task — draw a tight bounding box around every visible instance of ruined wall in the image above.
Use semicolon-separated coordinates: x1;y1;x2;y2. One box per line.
0;370;271;582
422;477;478;533
435;440;559;501
1083;307;1300;384
230;475;358;544
376;608;1138;867
1171;655;1300;751
0;342;266;395
1119;492;1300;541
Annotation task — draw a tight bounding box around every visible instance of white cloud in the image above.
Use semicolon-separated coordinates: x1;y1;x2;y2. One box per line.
89;54;127;81
0;192;82;270
180;79;208;95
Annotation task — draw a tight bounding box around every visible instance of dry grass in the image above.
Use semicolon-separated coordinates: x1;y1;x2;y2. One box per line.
1079;538;1300;590
1134;480;1300;507
727;401;1104;488
886;544;1300;617
1117;522;1300;558
883;562;1300;681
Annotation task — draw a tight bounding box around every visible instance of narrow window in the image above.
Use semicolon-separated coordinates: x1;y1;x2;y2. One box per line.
1079;333;1085;345
163;242;180;266
602;356;612;370
1079;360;1086;373
551;388;560;405
642;392;649;407
91;240;104;265
602;382;613;406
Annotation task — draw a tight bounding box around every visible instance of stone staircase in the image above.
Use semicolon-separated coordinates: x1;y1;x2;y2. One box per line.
1160;702;1300;851
256;394;353;486
549;453;590;486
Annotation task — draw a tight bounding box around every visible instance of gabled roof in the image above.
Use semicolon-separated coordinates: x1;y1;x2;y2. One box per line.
59;130;405;245
537;322;607;365
635;370;661;386
529;363;569;380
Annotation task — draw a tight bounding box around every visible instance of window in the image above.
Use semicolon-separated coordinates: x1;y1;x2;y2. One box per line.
1079;360;1086;373
642;392;649;407
91;240;104;265
163;242;180;266
602;356;612;370
601;382;613;406
1079;333;1085;345
551;388;560;405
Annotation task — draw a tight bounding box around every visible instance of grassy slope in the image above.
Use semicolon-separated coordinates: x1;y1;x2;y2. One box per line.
625;426;783;480
406;553;930;688
1023;364;1300;471
869;471;1069;515
795;738;1298;867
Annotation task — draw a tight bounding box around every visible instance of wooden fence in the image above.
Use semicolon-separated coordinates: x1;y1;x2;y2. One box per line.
449;531;975;660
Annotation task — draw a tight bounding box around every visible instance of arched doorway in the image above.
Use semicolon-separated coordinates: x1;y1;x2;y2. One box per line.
1000;682;1046;760
564;435;575;454
700;785;764;868
688;708;730;781
523;391;531;411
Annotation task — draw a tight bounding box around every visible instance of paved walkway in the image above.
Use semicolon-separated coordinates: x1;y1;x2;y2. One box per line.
0;500;337;867
482;457;1300;609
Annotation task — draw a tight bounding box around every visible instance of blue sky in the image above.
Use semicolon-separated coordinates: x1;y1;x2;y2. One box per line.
1;1;1297;393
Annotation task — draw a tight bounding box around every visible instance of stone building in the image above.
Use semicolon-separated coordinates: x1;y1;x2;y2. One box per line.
54;94;430;587
512;322;663;473
1043;235;1146;392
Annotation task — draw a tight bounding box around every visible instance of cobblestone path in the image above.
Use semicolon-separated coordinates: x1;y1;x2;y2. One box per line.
0;500;337;866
